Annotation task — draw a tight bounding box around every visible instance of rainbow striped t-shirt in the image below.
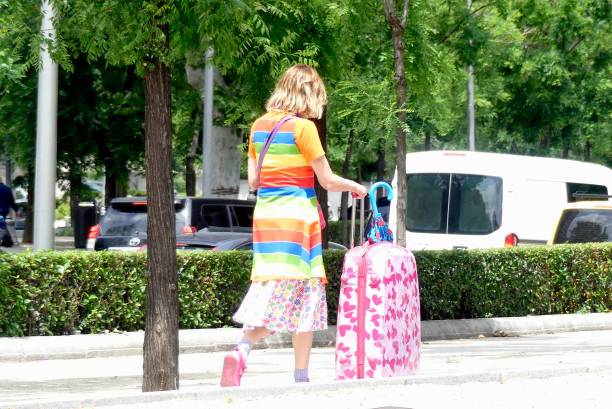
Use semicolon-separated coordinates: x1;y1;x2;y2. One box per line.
248;109;326;282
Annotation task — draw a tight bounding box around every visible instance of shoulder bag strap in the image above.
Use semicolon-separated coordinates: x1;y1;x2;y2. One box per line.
256;114;294;185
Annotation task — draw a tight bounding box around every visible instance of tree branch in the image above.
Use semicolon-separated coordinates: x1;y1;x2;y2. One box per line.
523;26;537;36
382;0;393;17
382;0;396;21
567;37;583;53
401;0;411;28
436;1;493;46
382;0;400;28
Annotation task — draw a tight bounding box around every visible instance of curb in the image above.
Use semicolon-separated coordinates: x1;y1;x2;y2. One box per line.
2;363;611;409
420;311;612;340
1;313;611;362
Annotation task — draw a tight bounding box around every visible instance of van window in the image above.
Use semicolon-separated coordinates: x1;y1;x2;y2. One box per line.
406;173;502;235
553;209;612;243
449;174;502;234
231;206;254;228
406;173;449;233
201;205;230;227
566;183;608;202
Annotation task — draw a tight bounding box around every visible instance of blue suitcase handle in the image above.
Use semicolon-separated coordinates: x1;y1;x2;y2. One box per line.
369;182;393;215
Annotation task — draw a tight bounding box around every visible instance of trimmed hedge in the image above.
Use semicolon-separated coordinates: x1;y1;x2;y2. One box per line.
0;243;610;336
414;244;611;320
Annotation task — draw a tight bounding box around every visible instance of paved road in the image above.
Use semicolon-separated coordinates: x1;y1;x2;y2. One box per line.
1;330;611;408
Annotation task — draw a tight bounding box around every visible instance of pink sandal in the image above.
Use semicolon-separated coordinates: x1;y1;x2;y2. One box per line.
220;349;246;387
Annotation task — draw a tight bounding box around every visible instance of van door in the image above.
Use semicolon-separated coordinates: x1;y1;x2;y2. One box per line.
513;180;567;244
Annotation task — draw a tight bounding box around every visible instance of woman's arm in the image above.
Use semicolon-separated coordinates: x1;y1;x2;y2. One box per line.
310;155;367;199
247;157;259;190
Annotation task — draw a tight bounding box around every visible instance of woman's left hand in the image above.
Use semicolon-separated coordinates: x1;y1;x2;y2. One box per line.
352;184;368;199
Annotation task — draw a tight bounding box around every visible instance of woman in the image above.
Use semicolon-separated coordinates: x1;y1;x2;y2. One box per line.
221;64;368;387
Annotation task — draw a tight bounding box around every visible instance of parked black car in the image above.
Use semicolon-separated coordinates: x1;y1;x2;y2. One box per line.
174;230;348;252
88;197;255;251
175;231;253;251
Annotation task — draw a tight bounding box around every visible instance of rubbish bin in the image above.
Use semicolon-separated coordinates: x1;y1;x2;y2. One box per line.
74;200;98;249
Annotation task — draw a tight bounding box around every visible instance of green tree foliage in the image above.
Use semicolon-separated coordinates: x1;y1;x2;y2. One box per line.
508;0;610;165
431;1;524;149
1;1;147;209
52;0;205;391
171;61;202;196
199;0;340;129
0;71;37;242
57;58;145;207
456;0;611;166
2;1;611;223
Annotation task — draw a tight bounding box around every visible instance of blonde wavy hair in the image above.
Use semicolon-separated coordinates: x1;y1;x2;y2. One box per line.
266;64;327;119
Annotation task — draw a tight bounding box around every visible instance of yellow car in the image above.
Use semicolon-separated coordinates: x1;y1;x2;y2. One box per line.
548;200;612;244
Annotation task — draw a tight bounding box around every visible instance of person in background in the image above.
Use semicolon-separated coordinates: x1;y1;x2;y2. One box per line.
0;178;18;219
220;64;367;387
0;178;18;247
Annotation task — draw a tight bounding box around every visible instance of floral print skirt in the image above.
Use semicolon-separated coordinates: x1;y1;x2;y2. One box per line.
233;279;328;333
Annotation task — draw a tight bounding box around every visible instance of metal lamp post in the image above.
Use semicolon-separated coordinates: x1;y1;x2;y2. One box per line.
33;0;58;250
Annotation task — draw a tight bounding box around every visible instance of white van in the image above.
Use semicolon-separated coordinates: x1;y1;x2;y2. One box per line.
388;150;612;250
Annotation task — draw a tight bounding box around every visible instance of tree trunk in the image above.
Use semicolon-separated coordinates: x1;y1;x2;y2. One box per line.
561;126;570;159
383;0;410;247
185;129;199;196
98;136;127;208
103;167;127;208
540;128;550;149
142;20;179;392
562;146;569;159
584;139;591;161
22;169;35;244
341;129;355;247
313;108;329;249
69;178;80;245
424;129;431;151
510;139;518;153
68;170;84;234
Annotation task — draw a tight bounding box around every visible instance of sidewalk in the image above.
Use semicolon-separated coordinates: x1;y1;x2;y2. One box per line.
0;313;611;408
2;312;611;361
1;236;75;254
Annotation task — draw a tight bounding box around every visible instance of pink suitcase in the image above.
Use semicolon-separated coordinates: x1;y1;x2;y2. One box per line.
335;183;421;380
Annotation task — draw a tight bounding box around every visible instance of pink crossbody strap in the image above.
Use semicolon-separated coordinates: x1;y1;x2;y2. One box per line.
255;114;327;230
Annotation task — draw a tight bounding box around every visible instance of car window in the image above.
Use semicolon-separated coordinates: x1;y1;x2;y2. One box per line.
186;199;206;230
177;245;214;251
99;207;148;236
100;204;186;236
406;173;502;235
201;205;230;228
231;206;254;228
566;183;608;202
234;243;253;251
553;209;612;243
